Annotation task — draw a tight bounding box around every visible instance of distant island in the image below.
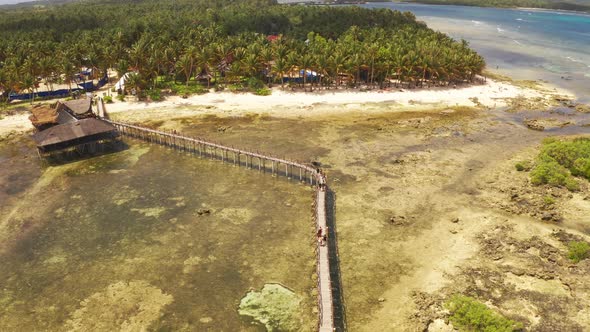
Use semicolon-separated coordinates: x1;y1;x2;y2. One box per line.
278;0;590;13
399;0;590;12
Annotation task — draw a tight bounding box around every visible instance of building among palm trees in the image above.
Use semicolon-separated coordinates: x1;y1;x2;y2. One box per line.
32;118;119;158
29;99;119;158
57;98;94;119
29;105;77;131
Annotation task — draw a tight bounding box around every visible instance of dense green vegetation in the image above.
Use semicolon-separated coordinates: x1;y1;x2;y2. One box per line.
404;0;590;12
529;137;590;191
445;295;524;332
0;0;485;102
568;241;590;263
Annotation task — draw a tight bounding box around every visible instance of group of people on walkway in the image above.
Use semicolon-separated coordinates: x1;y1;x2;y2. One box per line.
317;227;328;246
316;168;327;191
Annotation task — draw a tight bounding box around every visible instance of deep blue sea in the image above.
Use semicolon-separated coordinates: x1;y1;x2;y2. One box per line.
362;2;590;102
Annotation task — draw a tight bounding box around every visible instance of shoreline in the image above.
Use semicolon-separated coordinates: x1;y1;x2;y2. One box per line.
105;79;564;115
514;6;590;16
0;79;574;136
386;2;590;16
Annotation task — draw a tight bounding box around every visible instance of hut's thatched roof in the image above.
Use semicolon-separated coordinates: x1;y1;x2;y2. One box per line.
29;106;59;127
61;98;92;115
32;118;116;148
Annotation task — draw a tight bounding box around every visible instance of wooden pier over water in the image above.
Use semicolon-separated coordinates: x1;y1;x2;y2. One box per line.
100;110;340;331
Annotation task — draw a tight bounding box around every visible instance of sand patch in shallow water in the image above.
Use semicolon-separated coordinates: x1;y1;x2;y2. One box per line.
66;280;173;332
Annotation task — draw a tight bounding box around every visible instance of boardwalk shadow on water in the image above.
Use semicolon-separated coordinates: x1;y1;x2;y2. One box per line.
326;189;347;332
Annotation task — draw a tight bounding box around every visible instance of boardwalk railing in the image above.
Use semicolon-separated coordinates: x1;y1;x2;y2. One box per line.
101;115;336;331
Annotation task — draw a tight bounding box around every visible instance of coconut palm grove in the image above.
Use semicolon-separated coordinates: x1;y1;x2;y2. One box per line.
0;0;485;101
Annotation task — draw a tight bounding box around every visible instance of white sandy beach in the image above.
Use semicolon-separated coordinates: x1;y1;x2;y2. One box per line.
0;79;570;136
106;79;550;115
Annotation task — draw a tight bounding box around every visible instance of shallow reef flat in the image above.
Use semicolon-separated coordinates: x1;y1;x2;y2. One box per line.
154;107;590;331
0;140;316;331
2;101;589;331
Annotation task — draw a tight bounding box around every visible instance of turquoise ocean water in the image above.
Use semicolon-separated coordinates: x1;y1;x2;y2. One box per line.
363;3;590;102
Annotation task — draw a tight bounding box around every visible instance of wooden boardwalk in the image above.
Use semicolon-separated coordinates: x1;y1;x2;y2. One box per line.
317;189;334;332
99;108;337;331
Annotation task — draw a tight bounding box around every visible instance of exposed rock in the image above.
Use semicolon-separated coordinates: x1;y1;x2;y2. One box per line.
427;318;455;332
388;215;406;225
197;208;211;216
451;218;460;223
524;119;545;131
411;291;445;330
541;212;561;222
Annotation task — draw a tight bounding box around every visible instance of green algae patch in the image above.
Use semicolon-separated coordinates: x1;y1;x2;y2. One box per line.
66;280;173;332
445;294;523;332
238;284;303;331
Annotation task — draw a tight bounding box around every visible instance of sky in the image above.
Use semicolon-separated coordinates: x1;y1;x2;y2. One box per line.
0;0;35;5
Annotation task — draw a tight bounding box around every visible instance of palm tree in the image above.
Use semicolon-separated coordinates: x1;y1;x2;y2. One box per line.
21;57;39;101
130;36;150;73
214;43;232;88
241;53;260;80
176;47;198;87
198;47;214;88
61;59;78;94
286;52;299;88
38;57;56;92
21;75;36;104
259;46;274;85
299;53;314;92
126;72;145;97
272;57;289;89
349;52;364;88
0;68;11;103
315;53;330;89
366;43;379;89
